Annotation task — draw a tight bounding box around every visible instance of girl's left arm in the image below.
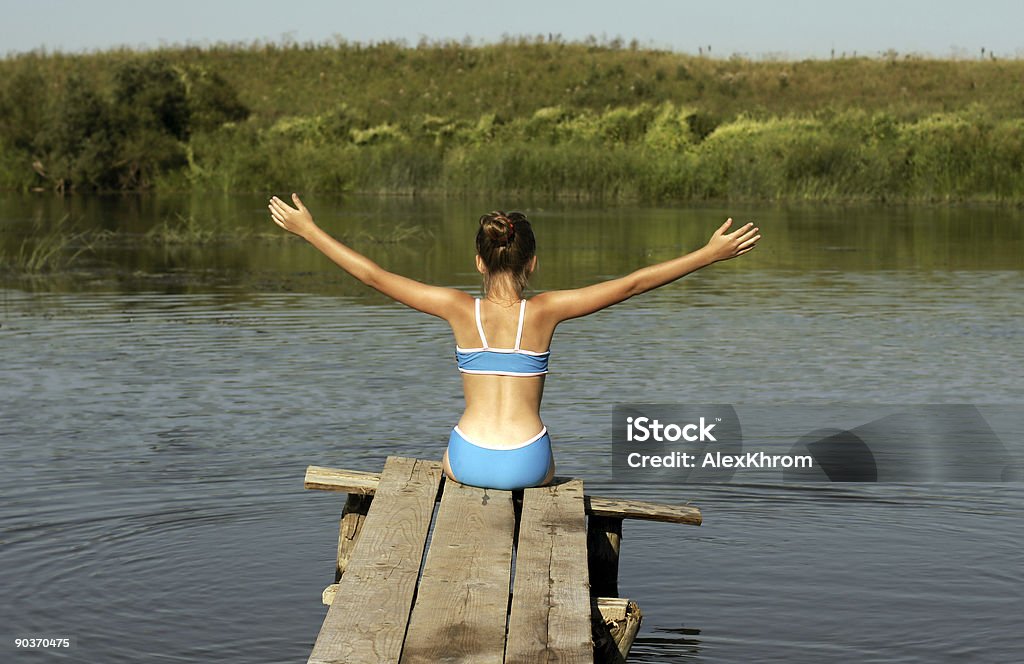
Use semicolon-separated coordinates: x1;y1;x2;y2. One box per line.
269;194;468;318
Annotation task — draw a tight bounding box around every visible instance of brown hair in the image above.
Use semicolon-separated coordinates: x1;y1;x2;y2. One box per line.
476;210;536;297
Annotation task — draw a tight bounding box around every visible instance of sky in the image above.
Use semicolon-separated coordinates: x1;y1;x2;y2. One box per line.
2;0;1023;59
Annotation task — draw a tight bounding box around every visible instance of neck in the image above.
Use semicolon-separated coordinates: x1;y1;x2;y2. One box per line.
485;290;521;305
484;276;522;304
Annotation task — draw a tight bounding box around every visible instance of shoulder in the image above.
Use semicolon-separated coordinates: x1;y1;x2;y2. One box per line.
445;289;477;306
528;278;634;324
526;291;568;324
442;290;478;325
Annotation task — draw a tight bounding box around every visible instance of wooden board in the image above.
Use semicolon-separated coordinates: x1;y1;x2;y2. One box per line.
305;465;702;525
307;457;442;664
305;465;381;494
585;495;701;525
505;480;593;664
399;482;516;664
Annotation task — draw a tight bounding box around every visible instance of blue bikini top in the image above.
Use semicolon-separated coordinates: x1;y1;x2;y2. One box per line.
456;298;550;376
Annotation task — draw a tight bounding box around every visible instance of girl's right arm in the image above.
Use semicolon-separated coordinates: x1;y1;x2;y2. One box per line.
535;218;759;323
269;194;469;318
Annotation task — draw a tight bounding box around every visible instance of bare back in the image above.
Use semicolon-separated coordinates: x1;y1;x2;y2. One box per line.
450;296;558;447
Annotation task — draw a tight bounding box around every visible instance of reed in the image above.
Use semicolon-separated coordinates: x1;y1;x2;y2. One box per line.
355;224;432;245
3;41;1024;201
93;103;1024;202
8;215;93;272
146;213;219;244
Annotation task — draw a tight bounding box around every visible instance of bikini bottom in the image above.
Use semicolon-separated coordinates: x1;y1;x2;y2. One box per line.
446;425;552;490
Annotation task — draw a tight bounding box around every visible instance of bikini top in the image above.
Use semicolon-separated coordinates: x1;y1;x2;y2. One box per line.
456;298;550;376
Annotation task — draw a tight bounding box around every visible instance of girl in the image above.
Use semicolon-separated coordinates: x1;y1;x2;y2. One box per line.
268;194;760;490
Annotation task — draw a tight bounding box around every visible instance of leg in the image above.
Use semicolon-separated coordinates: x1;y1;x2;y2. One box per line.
539;448;556;486
442;448;459;483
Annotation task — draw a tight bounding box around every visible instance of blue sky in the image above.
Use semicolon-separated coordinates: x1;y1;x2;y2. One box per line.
2;0;1023;59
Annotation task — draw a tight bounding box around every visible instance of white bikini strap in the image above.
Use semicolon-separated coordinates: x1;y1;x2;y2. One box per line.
514;299;527;350
474;298;489;348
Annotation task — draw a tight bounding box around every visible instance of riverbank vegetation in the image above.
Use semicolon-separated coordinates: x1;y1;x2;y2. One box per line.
2;38;1023;201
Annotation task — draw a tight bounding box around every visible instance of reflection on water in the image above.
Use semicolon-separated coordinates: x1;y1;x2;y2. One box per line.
3;194;1023;295
1;194;1022;663
628;625;704;662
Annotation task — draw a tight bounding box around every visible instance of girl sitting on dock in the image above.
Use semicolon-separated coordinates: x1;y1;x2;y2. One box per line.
269;194;760;490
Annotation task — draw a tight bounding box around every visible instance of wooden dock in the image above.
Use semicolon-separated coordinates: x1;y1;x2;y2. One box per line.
304;457;701;664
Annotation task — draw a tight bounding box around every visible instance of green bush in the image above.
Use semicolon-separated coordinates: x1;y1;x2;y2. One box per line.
3;43;1024;201
1;55;249;191
36;73;120;189
180;65;250;132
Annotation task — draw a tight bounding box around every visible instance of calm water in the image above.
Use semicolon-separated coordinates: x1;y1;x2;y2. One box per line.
1;194;1022;663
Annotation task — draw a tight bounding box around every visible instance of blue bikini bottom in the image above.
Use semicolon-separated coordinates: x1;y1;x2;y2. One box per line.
446;426;552;490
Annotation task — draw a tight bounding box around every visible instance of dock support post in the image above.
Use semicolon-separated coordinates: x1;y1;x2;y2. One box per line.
335;493;373;583
587;515;623;597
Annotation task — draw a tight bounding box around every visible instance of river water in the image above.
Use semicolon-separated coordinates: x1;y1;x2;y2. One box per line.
1;194;1022;663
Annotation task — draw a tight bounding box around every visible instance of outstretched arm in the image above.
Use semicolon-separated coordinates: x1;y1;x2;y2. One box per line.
535;218;760;323
268;194;468;318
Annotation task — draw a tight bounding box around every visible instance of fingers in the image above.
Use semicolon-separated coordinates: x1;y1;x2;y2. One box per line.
292;192;306;211
738;233;761;249
268;196;290;228
269;196;297;215
735;225;759;242
726;221;755;238
715;218;733;235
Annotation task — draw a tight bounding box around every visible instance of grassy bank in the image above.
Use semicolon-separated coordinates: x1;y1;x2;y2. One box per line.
2;39;1024;201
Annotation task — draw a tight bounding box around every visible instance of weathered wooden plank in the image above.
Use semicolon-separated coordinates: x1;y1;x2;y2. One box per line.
399;482;516;664
305;465;702;525
317;582;641;663
584;495;701;525
305;465;380;494
505;479;593;664
320;584;632;624
308;457;442;664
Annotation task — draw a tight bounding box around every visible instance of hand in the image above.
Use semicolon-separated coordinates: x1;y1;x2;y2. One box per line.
703;218;760;262
268;193;318;239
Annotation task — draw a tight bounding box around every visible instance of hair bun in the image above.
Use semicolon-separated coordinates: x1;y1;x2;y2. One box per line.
481;211;516;246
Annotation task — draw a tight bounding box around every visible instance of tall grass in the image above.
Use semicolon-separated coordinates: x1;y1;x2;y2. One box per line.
197;104;1022;202
146;213;218;244
9;215;94;272
3;41;1024;201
